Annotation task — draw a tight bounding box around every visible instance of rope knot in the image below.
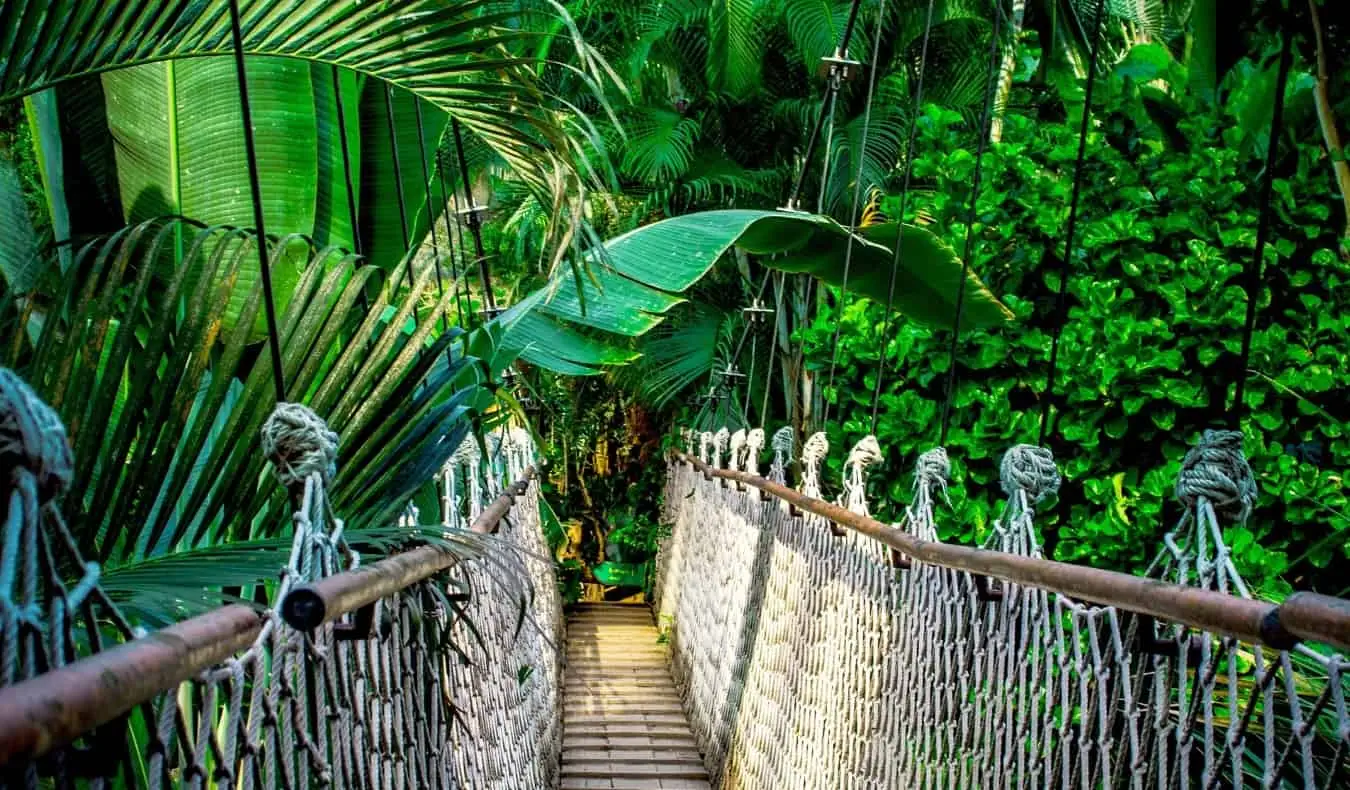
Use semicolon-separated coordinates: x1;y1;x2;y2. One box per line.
0;369;73;502
801;432;829;465
914;447;950;496
728;429;747;472
1175;429;1256;521
770;426;795;461
745;428;765;475
712;427;730;468
845;435;882;474
261;403;338;488
999;444;1060;504
452;435;481;465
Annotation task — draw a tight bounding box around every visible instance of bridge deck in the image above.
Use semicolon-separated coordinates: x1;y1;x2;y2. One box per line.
561;603;710;790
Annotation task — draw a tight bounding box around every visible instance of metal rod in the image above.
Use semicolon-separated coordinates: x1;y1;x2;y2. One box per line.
227;0;285;401
330;65;363;257
281;467;537;632
0;605;262;767
450;118;496;315
1232;23;1294;417
674;452;1348;652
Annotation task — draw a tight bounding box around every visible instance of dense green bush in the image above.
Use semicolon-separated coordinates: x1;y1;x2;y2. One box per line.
802;51;1349;599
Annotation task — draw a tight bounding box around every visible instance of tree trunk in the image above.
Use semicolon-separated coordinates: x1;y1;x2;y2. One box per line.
988;0;1028;143
1309;0;1350;250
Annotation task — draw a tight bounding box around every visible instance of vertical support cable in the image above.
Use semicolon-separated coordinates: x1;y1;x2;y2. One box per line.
1036;0;1106;446
438;154;471;325
414;101;451;332
868;0;939;435
451;119;497;316
330;65;362;257
937;1;1006;446
820;0;890;428
384;84;418;304
785;0;866;210
1232;22;1294;420
227;0;285;401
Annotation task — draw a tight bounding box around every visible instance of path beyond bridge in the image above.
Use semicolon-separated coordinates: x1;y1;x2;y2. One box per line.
562;604;711;789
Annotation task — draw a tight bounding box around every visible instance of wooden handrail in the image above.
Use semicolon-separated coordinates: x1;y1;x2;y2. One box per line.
674;452;1350;653
0;468;537;768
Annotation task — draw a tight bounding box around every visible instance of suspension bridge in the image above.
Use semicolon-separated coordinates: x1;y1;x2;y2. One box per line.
2;0;1349;788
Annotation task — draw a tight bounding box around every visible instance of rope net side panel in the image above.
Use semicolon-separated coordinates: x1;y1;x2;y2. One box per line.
657;428;1349;790
0;371;560;790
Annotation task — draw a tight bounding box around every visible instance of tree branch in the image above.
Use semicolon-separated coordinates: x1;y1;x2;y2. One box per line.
1308;0;1350;248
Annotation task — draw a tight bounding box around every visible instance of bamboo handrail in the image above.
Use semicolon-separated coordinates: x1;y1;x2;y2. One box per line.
674;451;1350;653
0;468;538;768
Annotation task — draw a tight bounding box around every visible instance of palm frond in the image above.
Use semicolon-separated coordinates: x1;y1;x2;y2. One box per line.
7;218;503;568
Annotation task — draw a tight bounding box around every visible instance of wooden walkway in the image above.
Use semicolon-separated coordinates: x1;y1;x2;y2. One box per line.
561;603;711;790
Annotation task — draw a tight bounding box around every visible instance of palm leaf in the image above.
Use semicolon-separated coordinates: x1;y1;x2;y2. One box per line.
6;218;504;567
0;0;615;272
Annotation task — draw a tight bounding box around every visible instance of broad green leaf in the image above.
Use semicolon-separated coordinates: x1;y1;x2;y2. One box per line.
0;0;612;265
503;209;1010;375
311;64;363;251
102;57;315;335
358;82;449;272
0;160;41;293
22;89;70;272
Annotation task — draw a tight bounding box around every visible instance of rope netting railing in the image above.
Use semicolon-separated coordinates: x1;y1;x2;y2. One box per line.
657;427;1350;790
0;369;561;789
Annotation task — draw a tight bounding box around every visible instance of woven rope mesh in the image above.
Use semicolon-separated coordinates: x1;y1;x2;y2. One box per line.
0;408;560;789
658;427;1350;790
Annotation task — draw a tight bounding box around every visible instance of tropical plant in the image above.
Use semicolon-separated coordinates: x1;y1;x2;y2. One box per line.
799;36;1350;598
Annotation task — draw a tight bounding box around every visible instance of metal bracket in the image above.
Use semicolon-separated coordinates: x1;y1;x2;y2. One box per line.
817;54;863;83
1135;614;1204;667
333;601;376;641
742;299;774;324
973;574;1004;603
455;205;491;225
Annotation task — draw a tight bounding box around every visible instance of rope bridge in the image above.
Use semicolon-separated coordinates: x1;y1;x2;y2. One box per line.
0;371;561;788
656;427;1350;789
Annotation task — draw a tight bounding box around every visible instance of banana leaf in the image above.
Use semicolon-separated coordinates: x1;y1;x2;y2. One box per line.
504;208;1012;375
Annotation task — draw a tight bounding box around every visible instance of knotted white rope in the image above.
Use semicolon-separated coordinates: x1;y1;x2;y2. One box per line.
769;426;794;485
839;435;882;516
745;428;765;477
799;432;828;500
0;369;73;502
655;428;1349;790
1175;429;1256;522
260;402;340;489
699;431;714;464
729;429;747;473
713;427;730;469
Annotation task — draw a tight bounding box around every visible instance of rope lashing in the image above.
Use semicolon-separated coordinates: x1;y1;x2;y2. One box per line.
712;427;730;470
0;369;72;502
729;429;747;473
998;443;1060;506
1175;429;1256;522
800;432;829;500
840;436;882;517
903;447;950;543
260;402;340;488
745;429;766;477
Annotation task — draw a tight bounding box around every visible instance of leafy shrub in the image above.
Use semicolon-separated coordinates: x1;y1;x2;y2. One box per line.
802;55;1349;599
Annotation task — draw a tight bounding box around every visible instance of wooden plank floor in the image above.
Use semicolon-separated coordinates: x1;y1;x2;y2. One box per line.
561;603;710;790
